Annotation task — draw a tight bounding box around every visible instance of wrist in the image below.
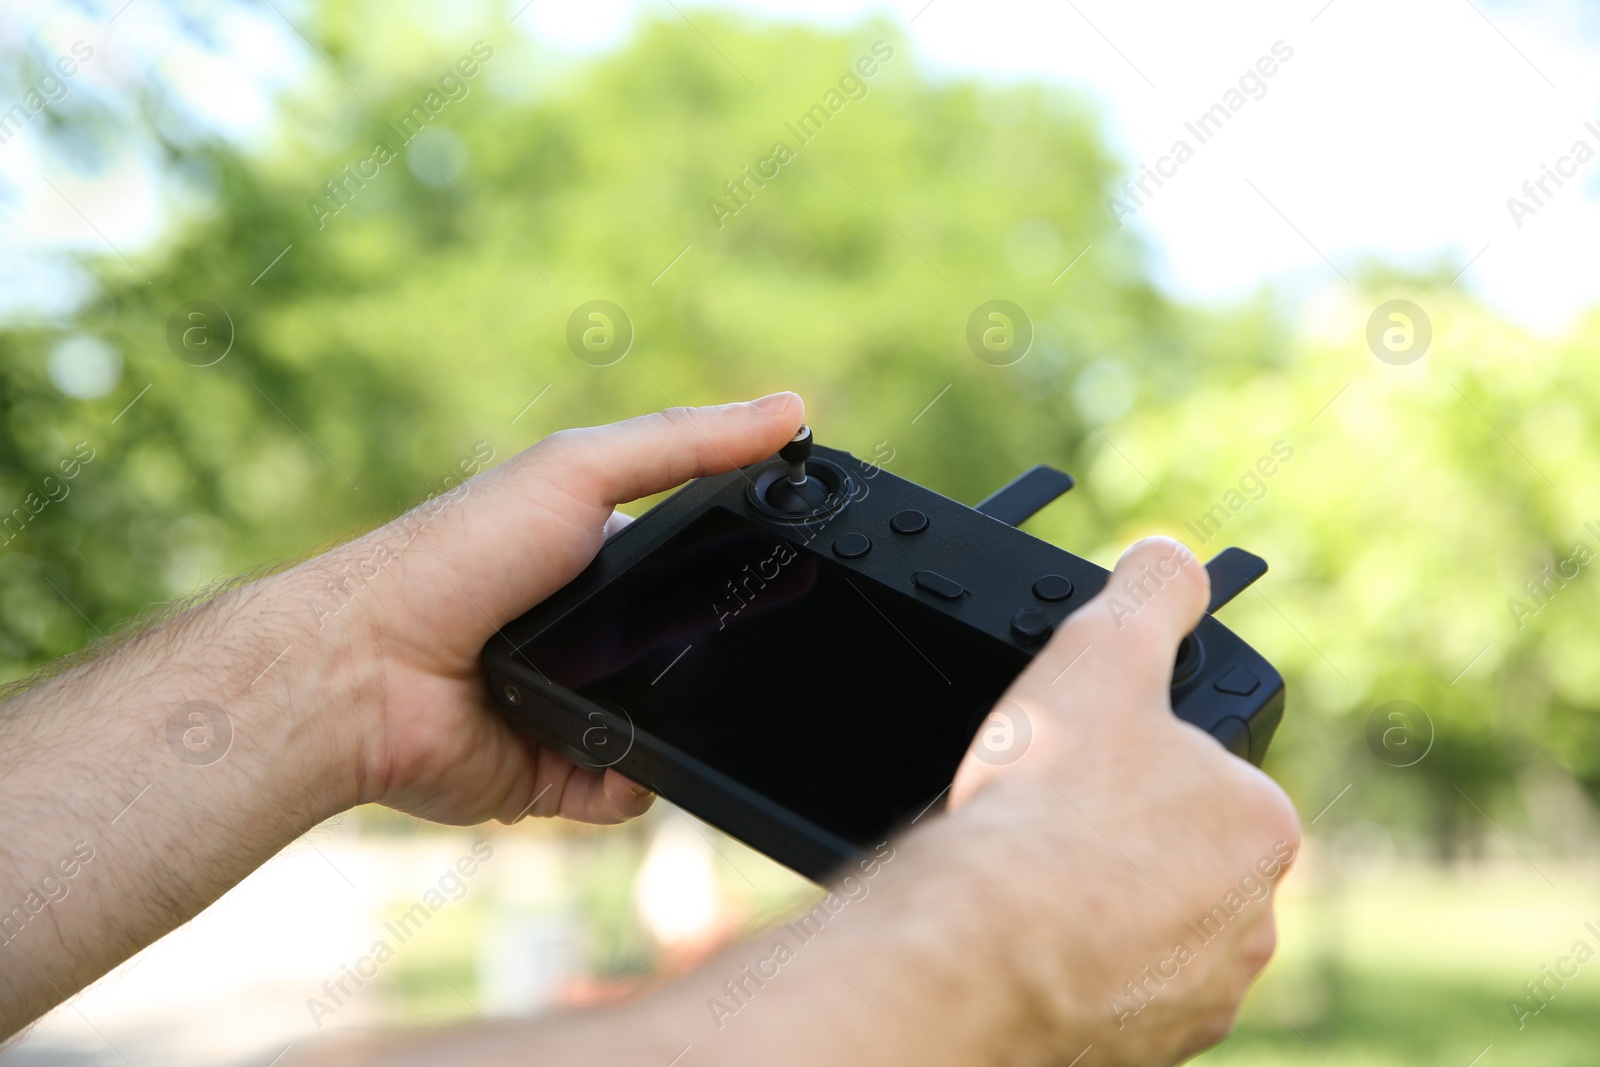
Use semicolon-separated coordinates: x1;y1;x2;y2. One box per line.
227;557;384;821
839;797;1105;1065
637;804;1096;1067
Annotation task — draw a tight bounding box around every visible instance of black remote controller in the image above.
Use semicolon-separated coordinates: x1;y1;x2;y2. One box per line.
483;427;1284;881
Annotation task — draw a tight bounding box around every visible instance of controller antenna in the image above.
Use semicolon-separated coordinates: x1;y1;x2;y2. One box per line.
780;424;812;485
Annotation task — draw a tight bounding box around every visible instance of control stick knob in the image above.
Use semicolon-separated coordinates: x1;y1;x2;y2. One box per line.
763;424;830;515
780;424;813;485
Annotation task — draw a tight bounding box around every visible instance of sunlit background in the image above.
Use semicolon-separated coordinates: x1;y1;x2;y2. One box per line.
6;0;1600;1063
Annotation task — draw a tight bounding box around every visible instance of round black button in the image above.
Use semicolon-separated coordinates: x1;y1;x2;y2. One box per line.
890;509;929;535
1011;607;1053;645
1032;575;1073;602
832;533;871;559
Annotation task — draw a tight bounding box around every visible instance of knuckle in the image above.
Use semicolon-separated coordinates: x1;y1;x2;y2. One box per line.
1222;764;1301;860
1187;1010;1239;1057
539;426;579;447
1256;779;1303;856
529;428;607;495
1238;914;1279;975
650;405;700;432
1278;815;1304;861
534;427;587;462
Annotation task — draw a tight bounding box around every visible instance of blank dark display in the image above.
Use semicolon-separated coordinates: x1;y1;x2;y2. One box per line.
522;507;1029;845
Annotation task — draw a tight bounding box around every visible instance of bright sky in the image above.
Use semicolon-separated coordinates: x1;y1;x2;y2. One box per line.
9;0;1600;333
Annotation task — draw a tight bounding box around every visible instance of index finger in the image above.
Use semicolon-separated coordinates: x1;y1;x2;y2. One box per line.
536;393;806;512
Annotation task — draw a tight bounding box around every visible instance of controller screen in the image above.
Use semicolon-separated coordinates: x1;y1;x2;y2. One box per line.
520;506;1029;847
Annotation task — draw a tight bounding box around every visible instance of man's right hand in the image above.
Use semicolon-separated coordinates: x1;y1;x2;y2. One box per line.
932;535;1301;1065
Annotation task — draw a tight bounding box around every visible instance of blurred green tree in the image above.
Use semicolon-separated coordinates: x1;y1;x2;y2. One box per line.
4;2;1594;860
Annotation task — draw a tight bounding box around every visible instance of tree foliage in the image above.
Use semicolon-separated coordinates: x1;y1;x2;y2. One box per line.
3;3;1593;851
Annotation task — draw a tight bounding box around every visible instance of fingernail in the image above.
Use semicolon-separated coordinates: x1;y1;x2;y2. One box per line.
1127;535;1189;560
750;391;797;414
628;783;653;798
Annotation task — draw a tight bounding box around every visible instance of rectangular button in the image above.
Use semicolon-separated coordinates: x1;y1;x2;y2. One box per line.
912;570;964;600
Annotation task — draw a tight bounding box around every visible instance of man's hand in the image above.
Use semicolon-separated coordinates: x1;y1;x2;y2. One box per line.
657;537;1300;1067
0;393;805;1039
936;536;1300;1064
294;392;806;827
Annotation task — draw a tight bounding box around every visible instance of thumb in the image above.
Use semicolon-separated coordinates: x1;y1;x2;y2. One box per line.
386;393;807;629
1073;535;1211;694
1018;536;1211;703
534;393;806;512
951;537;1209;807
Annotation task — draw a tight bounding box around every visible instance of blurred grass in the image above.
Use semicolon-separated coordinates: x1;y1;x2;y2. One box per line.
367;823;1600;1061
1200;859;1600;1066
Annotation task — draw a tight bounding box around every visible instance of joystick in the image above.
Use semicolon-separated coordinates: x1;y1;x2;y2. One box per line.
752;424;850;519
781;425;813;484
763;425;831;514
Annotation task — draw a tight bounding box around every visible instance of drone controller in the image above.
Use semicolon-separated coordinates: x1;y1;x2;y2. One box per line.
483;426;1284;881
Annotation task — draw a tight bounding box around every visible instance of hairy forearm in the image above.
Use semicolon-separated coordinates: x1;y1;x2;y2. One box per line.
0;564;363;1036
290;795;1093;1067
669;792;1094;1067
